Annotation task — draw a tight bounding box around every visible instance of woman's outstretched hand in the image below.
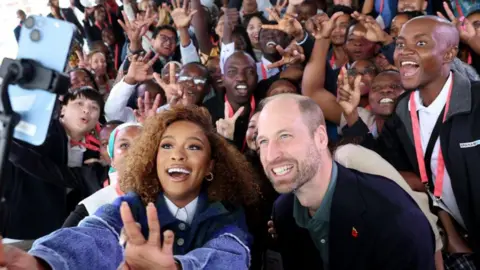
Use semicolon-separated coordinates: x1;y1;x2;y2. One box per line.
117;202;179;270
0;238;47;270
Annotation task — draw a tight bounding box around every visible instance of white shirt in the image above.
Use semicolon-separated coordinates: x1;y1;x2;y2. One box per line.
67;136;86;168
164;196;198;225
409;72;466;229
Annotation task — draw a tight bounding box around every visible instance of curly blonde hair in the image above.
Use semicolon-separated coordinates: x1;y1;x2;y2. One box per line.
120;105;261;206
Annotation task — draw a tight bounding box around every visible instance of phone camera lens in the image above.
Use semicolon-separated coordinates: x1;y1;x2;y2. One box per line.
24;17;35;29
30;29;41;42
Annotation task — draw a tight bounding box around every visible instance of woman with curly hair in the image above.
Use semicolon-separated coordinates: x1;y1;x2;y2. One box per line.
6;106;260;270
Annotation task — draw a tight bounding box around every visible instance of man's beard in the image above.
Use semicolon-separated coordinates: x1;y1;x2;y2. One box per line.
292;146;321;193
265;143;321;193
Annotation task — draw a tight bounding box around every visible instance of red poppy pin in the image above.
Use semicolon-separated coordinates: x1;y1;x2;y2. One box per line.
352;227;358;238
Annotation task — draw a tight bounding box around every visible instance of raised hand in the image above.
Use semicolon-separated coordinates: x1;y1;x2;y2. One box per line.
154;63;184;106
351;11;390;43
125;51;160;84
118;11;149;44
263;8;304;40
308;12;344;40
0;237;45;269
167;0;198;29
118;202;178;270
267;43;305;69
438;2;476;43
75;50;91;70
337;67;362;116
135;7;157;29
273;0;288;15
216;104;244;140
134;91;163;123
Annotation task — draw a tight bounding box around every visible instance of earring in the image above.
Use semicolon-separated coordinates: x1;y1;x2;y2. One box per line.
205;172;214;182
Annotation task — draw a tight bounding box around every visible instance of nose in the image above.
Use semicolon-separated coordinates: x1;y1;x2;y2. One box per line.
264;139;282;164
170;147;186;161
236;71;247;81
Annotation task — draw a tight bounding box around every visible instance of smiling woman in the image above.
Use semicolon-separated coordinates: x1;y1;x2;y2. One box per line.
18;105;261;270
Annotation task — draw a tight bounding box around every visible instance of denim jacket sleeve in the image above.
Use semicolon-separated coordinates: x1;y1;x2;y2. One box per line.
28;215;124;270
28;197;129;270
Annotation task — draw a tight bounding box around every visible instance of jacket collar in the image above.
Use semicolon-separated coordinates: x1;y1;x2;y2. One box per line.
395;70;472;145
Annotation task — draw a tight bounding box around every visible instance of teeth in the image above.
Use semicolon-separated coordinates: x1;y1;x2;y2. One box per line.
380;98;394;104
272;165;293;176
167;168;191;174
217;79;223;83
236;85;247;89
401;61;418;66
266;41;277;47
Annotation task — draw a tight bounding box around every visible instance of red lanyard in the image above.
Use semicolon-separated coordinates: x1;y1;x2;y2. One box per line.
261;64;268;80
409;76;454;197
224;95;256;152
455;0;464;17
329;54;336;69
70;134;100;152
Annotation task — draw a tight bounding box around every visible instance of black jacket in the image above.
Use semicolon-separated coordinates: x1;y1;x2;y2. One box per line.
272;163;435;270
3;120;104;239
348;71;480;266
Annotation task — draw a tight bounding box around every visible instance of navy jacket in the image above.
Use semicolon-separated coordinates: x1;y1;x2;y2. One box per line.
272;163;435;270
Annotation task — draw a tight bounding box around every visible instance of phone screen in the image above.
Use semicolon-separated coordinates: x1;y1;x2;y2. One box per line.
8;16;75;145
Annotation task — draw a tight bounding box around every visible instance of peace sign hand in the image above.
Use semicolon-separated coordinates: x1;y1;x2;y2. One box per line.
125;51;160;84
167;0;198;29
153;63;184;106
337;67;362;116
118;202;178;270
216;104;244;140
267;43;305;69
75;50;91;70
273;0;288;15
263;8;304;40
308;12;344;40
438;2;476;43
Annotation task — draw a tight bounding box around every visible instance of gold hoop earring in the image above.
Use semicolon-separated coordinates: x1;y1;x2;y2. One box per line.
205;172;214;182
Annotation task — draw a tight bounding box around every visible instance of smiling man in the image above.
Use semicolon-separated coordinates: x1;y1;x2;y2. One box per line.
256;94;435;270
206;51;258;150
357;16;480;268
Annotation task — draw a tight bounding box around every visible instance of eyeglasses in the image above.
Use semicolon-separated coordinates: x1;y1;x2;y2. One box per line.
178;75;207;85
347;67;377;77
158;34;176;44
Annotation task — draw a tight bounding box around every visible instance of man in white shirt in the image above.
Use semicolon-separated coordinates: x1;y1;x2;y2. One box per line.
366;16;480;268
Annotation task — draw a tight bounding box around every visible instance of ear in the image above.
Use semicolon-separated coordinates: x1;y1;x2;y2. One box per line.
207;160;215;175
313;125;329;151
444;46;458;64
60;105;66;117
423;1;428;11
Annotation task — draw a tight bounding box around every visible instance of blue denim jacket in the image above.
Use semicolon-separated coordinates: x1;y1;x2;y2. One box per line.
29;192;251;270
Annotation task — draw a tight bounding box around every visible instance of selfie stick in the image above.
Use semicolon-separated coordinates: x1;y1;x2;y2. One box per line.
0;58;69;234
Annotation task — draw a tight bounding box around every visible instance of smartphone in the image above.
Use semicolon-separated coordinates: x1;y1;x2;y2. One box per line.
8;16;75;145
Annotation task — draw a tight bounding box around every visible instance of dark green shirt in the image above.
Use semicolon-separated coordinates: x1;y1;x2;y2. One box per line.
293;162;338;270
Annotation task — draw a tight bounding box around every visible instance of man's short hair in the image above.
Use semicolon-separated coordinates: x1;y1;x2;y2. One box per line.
259;94;325;135
152;25;178;42
62;87;105;116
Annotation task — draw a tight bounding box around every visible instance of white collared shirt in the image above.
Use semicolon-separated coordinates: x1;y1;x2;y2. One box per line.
67;136;86;168
164;196;198;225
409;72;466;229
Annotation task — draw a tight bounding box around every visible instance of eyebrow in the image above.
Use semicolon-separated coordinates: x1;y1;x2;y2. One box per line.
257;129;290;141
161;135;205;145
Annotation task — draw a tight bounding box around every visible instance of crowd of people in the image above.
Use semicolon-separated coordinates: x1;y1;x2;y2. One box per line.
3;0;480;269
